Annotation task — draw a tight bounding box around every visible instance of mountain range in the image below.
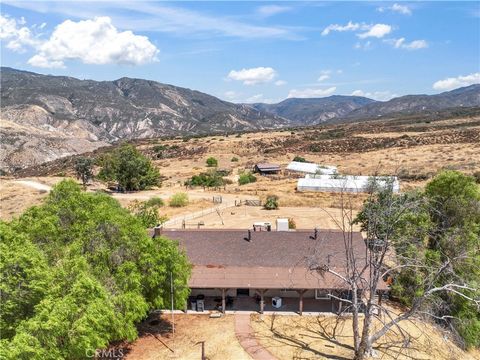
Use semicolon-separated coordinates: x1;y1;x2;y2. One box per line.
1;67;479;172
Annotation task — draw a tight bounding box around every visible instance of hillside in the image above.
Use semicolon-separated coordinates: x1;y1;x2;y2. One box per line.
341;84;480;121
0;67;289;171
252;95;375;124
1;67;479;172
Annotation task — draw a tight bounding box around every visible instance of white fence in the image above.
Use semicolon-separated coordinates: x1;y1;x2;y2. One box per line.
163;200;237;227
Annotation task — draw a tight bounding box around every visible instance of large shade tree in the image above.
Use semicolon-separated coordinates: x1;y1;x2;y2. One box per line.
0;180;190;359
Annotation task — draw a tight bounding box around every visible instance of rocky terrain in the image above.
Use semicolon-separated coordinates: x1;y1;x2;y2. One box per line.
0;67;289;171
1;67;479;172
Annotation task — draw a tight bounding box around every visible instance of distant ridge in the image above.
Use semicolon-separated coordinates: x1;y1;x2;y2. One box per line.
1;66;479;171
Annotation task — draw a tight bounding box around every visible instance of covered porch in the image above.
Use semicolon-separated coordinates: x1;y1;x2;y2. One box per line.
188;288;345;315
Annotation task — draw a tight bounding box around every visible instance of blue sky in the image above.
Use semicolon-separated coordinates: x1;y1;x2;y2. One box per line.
1;1;479;103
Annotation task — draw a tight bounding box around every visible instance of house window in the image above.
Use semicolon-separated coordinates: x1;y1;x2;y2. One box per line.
315;289;331;300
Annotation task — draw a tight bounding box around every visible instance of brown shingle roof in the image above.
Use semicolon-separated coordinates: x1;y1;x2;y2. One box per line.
160;229;387;290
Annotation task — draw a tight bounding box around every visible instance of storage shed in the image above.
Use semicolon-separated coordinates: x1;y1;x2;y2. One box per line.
297;175;400;193
254;163;281;175
287;161;337;175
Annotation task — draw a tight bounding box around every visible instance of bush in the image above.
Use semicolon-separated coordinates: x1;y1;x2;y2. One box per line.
231;157;239;162
288;218;296;229
169;193;189;207
238;172;257;185
293;156;306;163
206;157;218;167
185;171;225;188
473;171;480;184
264;195;279;210
145;197;165;207
128;199;167;227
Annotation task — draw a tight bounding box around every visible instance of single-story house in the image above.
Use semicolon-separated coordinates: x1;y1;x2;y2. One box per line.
286;161;337;175
155;228;388;314
253;163;281;175
298;175;400;193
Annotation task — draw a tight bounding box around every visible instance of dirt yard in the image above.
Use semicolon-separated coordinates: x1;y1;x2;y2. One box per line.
251;313;480;360
169;205;360;231
119;314;250;360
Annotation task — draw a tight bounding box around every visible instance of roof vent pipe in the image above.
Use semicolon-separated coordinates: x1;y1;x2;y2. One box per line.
245;229;252;242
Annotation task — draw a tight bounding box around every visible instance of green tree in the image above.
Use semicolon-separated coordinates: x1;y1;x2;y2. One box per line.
98;144;160;191
206;157;218;167
74;157;94;189
1;180;190;359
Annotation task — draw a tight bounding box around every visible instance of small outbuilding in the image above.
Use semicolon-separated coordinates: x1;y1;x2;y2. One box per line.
254;163;281;175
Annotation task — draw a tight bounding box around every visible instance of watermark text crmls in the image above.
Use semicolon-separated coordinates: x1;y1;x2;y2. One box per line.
86;349;125;359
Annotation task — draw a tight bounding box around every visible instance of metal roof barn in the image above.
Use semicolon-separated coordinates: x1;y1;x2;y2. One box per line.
298;175;400;193
286;161;337;175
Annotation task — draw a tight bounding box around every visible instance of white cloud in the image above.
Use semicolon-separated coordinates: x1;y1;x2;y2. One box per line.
256;5;291;17
4;2;296;40
322;21;392;39
288;87;336;98
389;37;428;50
432;72;480;91
26;17;159;68
0;14;38;52
317;70;332;82
321;21;365;36
357;24;392;39
274;80;287;86
1;14;159;68
227;67;277;85
351;89;398;101
377;3;412;15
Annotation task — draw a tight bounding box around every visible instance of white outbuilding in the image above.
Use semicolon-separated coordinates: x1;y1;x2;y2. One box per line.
286;161;337;175
297;175;400;193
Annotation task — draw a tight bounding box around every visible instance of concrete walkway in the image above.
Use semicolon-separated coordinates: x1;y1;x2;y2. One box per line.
234;314;277;360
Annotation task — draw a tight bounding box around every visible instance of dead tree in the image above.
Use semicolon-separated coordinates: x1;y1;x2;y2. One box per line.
309;181;479;360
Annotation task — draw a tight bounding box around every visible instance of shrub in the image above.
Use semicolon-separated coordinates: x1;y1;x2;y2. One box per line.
293;156;306;163
206;157;218;167
473;171;480;184
264;195;279;210
169;193;189;207
185;171;224;188
288;218;296;229
238;172;257;185
145;197;165;207
231;157;239;162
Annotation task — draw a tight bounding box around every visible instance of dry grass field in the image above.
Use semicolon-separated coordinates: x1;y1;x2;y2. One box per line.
119;314;250;360
251;312;480;360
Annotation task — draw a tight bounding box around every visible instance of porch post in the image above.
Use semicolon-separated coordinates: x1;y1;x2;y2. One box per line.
258;289;266;314
298;289;306;315
221;288;226;314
